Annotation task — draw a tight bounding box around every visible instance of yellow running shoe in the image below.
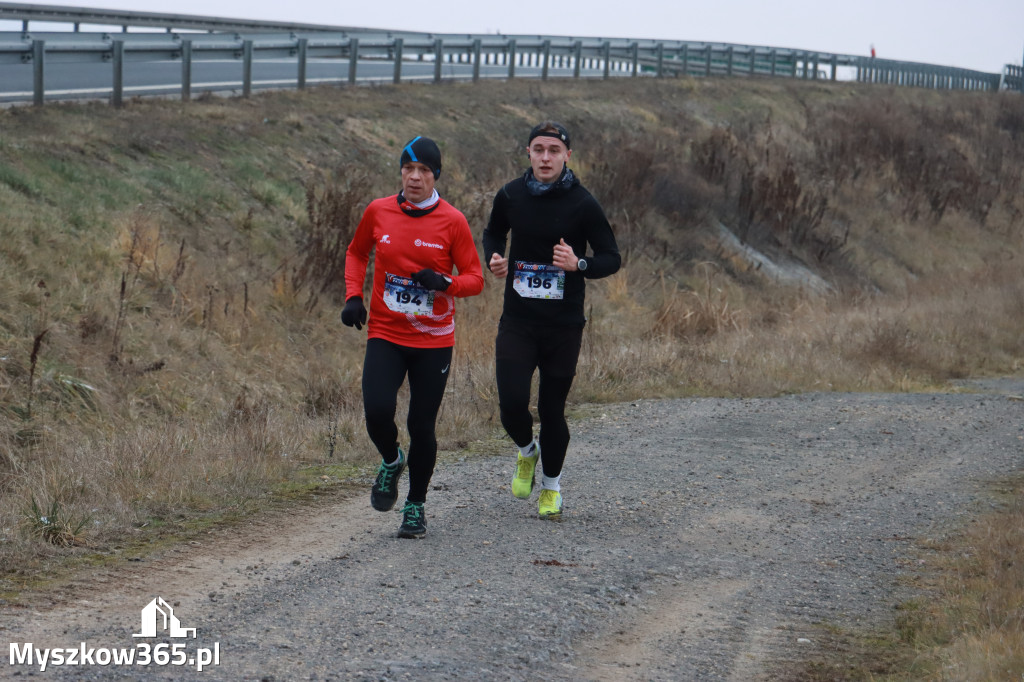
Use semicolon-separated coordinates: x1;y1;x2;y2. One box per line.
511;447;538;499
538;489;563;520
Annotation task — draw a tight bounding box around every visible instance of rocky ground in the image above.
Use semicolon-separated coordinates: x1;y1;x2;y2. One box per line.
3;379;1023;680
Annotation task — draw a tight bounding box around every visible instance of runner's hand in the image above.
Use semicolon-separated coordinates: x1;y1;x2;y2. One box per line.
341;296;367;330
410;269;451;291
488;253;508;278
553;238;578;271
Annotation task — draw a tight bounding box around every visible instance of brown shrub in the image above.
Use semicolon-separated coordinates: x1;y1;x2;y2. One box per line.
291;168;373;310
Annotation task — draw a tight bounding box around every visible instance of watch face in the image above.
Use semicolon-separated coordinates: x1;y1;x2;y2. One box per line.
578;259;588;271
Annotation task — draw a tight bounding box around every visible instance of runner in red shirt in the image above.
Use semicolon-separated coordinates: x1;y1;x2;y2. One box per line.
342;136;483;538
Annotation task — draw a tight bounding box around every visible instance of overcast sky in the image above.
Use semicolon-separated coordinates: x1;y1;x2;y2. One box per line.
8;0;1024;73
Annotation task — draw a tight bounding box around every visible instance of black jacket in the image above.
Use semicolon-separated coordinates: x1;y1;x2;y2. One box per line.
482;170;621;326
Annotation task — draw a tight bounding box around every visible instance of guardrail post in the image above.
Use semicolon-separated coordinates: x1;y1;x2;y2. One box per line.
602;41;611;79
508;39;517;78
297;38;308;89
112;40;124;107
32;39;45;106
242;39;253;97
680;44;689;76
748;48;756;75
433;38;443;82
812;54;820;79
348;38;359;85
181;40;192;101
541;39;551;80
393;38;403;84
791;52;799;78
770;49;777;76
631;42;639;77
726;46;733;76
573;41;582;78
655;42;664;78
472;38;482;81
830;54;838;81
705;46;713;76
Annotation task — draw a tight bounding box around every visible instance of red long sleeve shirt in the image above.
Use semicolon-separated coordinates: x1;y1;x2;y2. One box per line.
345;194;483;348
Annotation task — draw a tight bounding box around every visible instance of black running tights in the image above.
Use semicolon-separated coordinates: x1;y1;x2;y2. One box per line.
495;359;575;479
362;338;452;503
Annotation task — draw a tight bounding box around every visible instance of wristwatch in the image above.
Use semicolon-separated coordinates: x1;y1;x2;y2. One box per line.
577;258;588;272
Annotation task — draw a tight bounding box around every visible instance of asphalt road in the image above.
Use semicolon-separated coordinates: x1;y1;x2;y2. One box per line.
0;59;608;103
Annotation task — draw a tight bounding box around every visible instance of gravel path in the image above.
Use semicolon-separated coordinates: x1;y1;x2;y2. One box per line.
4;380;1023;680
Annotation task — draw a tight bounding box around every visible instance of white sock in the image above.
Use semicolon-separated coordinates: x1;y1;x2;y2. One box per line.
518;439;539;458
541;473;561;492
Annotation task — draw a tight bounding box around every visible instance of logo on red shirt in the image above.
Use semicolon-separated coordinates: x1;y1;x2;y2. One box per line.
414;238;443;250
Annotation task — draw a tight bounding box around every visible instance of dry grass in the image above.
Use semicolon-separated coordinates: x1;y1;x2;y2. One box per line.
0;81;1022;680
860;478;1024;682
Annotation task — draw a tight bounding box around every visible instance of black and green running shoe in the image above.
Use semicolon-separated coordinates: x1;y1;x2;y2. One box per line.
397;500;426;539
370;448;405;512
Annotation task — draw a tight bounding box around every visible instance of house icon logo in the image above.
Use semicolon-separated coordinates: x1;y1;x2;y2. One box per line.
132;597;196;639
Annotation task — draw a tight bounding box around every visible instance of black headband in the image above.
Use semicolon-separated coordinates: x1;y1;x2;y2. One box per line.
527;123;571;149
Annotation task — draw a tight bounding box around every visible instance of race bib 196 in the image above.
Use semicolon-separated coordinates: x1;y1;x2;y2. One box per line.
513;261;565;300
383;273;434;315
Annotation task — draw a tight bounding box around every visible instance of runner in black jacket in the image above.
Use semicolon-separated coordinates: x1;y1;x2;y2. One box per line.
482;121;620;519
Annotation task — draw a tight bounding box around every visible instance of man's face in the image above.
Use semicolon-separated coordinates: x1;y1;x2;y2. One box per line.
401;161;436;204
528;136;571;184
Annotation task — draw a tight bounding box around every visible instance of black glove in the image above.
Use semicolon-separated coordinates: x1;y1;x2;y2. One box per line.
410;269;450;292
340;296;367;330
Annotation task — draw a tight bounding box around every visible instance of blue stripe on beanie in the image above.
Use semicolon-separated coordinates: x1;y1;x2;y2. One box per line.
403;136;422;163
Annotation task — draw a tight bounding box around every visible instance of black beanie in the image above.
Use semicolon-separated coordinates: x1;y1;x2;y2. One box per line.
400;136;442;179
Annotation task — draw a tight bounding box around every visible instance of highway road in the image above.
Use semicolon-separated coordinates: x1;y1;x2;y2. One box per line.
0;58;612;103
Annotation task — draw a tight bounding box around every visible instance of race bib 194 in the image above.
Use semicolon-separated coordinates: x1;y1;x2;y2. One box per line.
383;273;434;315
513;261;565;300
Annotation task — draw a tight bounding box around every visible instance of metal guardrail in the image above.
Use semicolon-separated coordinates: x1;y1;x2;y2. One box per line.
1002;64;1023;92
0;2;1019;105
0;1;367;33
